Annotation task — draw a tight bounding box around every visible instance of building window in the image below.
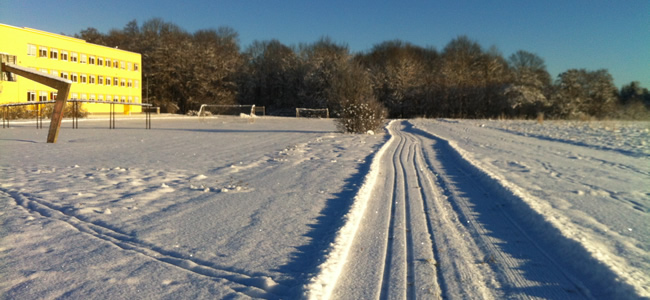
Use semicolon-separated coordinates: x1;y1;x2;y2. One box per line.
135;80;139;88
52;70;59;78
50;92;58;100
71;93;78;100
121;96;126;102
89;56;95;65
105;59;111;67
71;52;78;62
128;80;133;88
106;77;111;86
114;78;119;86
114;60;119;68
60;72;68;79
81;94;87;100
50;49;58;59
106;95;112;102
39;46;48;57
98;94;104;101
98;57;104;66
41;69;48;74
89;75;95;84
120;79;126;87
80;54;87;64
128;96;133;103
127;62;132;71
27;44;37;56
71;73;78;82
27;91;36;101
90;94;96;101
80;74;87;83
120;61;126;69
135;96;139;103
2;71;15;81
61;51;68;61
39;91;48;102
134;63;139;71
98;76;104;85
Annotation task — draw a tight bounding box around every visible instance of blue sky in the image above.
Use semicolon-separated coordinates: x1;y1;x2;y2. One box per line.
2;0;648;88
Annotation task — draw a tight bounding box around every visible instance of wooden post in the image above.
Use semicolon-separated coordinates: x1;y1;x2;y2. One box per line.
1;63;72;143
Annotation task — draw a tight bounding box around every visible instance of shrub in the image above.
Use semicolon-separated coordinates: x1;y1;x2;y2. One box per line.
335;96;387;134
2;103;87;120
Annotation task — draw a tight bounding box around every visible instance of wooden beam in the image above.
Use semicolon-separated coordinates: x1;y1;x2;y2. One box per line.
1;63;72;143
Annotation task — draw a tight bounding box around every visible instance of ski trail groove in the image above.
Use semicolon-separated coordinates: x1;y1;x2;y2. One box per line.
1;188;288;298
330;120;592;299
406;121;592;299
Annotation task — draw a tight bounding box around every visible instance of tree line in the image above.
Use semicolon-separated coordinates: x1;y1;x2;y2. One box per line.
76;18;650;122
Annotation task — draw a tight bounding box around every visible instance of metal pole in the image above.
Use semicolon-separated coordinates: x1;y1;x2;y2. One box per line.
109;103;113;129
146;107;151;129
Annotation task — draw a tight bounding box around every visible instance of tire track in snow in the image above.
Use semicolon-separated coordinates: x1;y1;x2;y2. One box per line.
1;188;288;299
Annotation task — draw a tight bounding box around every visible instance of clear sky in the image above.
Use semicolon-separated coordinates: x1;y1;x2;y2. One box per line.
2;0;648;88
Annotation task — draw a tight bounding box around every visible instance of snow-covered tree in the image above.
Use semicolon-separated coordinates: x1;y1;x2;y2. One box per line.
504;50;552;117
552;69;618;118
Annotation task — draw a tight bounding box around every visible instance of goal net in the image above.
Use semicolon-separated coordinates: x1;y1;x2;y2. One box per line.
296;108;329;118
197;104;256;117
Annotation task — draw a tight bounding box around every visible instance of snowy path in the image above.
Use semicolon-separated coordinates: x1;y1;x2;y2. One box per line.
1;117;647;299
330;121;591;299
411;119;649;299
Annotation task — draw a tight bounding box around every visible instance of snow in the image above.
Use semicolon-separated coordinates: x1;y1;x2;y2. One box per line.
1;116;648;299
410;118;650;298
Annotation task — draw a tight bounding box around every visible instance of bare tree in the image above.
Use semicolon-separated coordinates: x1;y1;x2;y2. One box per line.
357;40;436;118
238;40;302;112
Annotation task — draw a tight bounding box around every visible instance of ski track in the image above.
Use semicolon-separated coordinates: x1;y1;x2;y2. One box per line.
1;187;288;299
329;120;591;299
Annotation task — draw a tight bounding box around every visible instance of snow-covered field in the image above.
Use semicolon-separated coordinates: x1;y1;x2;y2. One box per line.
0;116;648;299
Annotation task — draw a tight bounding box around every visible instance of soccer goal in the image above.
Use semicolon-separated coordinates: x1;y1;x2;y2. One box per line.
197;104;256;117
296;108;329;118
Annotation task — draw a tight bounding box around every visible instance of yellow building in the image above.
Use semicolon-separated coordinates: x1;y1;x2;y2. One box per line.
0;23;142;114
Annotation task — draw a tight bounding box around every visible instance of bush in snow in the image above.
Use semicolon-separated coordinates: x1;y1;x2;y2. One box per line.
3;103;88;119
336;96;387;134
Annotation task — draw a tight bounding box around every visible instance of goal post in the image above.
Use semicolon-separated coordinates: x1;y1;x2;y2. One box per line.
197;104;256;117
296;108;329;118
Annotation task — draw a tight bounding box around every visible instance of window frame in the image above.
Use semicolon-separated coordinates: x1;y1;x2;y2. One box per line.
27;44;37;56
39;46;48;58
27;91;36;101
50;48;58;59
